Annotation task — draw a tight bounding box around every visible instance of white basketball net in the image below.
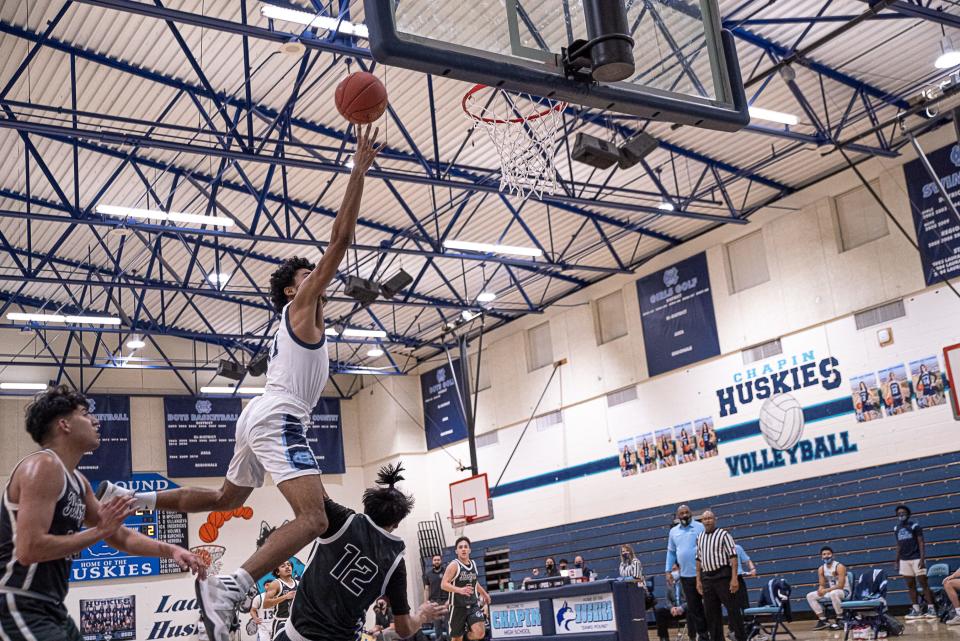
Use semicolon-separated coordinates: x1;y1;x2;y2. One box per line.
463;86;566;200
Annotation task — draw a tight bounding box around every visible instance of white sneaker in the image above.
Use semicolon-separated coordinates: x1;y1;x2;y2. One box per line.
95;481;153;511
923;606;938;619
196;574;244;641
946;614;960;626
905;606;923;620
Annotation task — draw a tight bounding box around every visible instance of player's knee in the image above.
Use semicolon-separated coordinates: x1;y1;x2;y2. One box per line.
301;509;329;536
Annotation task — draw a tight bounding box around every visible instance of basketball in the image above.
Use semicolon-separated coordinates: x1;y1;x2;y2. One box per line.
222;510;233;522
759;394;805;450
199;523;218;543
207;511;224;528
335;71;388;124
232;507;244;518
242;506;254;520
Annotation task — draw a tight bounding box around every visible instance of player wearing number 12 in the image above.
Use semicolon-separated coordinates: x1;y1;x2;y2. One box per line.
275;464;446;641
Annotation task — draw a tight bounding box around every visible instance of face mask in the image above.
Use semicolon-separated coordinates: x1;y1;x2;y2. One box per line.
621;553;630;561
671;571;680;581
823;556;833;565
679;516;691;526
898;514;908;522
547;563;554;569
575;562;582;568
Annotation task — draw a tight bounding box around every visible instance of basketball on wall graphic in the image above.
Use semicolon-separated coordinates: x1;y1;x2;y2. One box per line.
758;394;805;450
198;506;254;542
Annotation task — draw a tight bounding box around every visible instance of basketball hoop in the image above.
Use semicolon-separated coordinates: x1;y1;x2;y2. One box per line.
462;84;566;200
190;544;226;575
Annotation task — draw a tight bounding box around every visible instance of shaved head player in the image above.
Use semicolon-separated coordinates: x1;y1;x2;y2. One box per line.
97;125;383;640
0;386;205;640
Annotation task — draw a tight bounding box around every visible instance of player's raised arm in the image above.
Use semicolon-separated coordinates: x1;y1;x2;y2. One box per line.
79;475;207;580
13;454;131;566
290;125;382;315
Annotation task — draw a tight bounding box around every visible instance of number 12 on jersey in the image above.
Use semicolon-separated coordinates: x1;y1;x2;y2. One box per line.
331;543;379;596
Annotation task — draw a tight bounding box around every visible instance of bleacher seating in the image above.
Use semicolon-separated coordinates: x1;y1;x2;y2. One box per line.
460;451;960;614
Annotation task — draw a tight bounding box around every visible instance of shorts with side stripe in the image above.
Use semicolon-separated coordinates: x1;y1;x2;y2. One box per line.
449;605;485;639
0;593;82;641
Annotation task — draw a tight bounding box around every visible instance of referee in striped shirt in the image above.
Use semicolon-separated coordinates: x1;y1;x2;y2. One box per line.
695;511;745;641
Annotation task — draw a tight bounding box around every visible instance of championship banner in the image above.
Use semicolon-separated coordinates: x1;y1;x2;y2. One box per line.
309;397;345;474
635;252;720;376
78;395;132;483
491;601;543;638
420;360;469;450
71;473;188;582
902;142;960;285
164;397;241;477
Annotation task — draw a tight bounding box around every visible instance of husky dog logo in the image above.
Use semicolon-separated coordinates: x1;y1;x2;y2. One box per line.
951;145;960;167
556;602;576;631
664;267;680;288
437;368;446;384
195;399;212;414
87;398;97;413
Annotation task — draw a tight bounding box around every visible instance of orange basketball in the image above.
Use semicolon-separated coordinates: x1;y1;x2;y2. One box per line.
233;507;244;518
222;510;233;522
207;512;224;528
918;382;924;393
885;396;893;405
856;402;862;411
241;507;254;520
335;71;388;124
199;523;218;543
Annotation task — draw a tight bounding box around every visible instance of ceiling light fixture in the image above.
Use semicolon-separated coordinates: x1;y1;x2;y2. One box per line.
342;328;388;339
443;239;543;258
748;106;800;126
207;272;231;288
366;348;385;358
97;205;234;228
935;34;960;69
260;5;370;38
199;386;266;395
7;312;120;325
0;382;48;391
657;201;675;212
477;291;497;303
126;335;146;349
324;327;340;336
461;310;479;321
64;315;122;325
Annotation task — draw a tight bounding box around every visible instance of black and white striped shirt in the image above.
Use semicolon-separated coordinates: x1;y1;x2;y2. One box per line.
619;557;645;581
696;527;736;573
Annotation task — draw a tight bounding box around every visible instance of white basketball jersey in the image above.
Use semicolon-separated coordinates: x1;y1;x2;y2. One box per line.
265;303;330;413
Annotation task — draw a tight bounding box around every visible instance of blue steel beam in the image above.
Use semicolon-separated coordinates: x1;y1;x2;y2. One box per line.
864;0;960;29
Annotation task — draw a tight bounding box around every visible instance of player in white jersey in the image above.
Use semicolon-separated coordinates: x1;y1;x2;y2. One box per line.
247;592;275;641
97;125;384;641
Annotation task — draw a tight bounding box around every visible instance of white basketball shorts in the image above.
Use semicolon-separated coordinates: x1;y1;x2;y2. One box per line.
226;393;320;487
899;559;927;577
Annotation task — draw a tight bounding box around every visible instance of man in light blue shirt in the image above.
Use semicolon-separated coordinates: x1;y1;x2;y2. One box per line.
665;505;707;641
729;544;757;640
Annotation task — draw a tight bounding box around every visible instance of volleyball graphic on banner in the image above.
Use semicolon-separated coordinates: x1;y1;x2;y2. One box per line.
759;394;805;450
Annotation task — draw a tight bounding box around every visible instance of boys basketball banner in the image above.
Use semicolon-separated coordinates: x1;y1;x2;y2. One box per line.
902;142;960;285
635;252;720;377
164;397;241;477
78;394;132;482
420;359;469;450
309;397;345;474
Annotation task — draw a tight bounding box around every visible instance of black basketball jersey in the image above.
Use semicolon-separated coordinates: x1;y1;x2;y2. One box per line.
450;559;479;609
274;577;298;619
0;450;87;602
288;510;406;641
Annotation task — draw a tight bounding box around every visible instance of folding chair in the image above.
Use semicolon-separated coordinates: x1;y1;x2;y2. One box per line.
838;570;888;641
743;578;795;641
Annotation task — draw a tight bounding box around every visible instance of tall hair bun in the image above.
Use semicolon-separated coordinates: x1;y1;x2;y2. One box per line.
376;462;405;488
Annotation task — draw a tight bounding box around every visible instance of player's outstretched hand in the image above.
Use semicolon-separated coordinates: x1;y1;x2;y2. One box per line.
419;601;448;620
172;546;208;581
351;124;383;175
96;496;136;539
458;585;475;597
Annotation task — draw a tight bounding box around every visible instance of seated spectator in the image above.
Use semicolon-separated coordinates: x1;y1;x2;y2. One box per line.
619;544;645;582
943;567;960;625
559;559;569;573
372;598;399;641
655;564;686;641
544;557;560;577
805;546;850;630
574;555;592;579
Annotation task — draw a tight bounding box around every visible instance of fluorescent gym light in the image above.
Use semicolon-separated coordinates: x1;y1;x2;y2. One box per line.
345;159;355;169
461;310;479;322
200;386;266;395
366;348;385;358
97;205;234;228
324;327;339;336
126;335;146;349
936;35;960;69
477;291;497;303
207;272;231;287
657;201;675;211
260;5;369;38
342;328;388;338
8;312;66;322
443;239;543;258
0;382;48;391
64;315;122;325
748;106;799;126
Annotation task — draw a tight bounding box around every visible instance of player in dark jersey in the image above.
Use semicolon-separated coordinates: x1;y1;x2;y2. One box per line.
442;537;490;641
264;560;299;638
274;463;445;641
0;386;205;640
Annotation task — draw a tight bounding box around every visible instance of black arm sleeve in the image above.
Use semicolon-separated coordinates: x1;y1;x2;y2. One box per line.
320;497;355;538
384;559;410;615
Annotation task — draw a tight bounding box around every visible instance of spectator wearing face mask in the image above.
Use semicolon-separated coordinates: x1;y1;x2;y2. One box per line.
618;544;645;582
544;557;560;577
805;546;850;631
666;505;707;641
574;555;592;580
559;559;569;573
894;504;938;620
655;564;686;641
